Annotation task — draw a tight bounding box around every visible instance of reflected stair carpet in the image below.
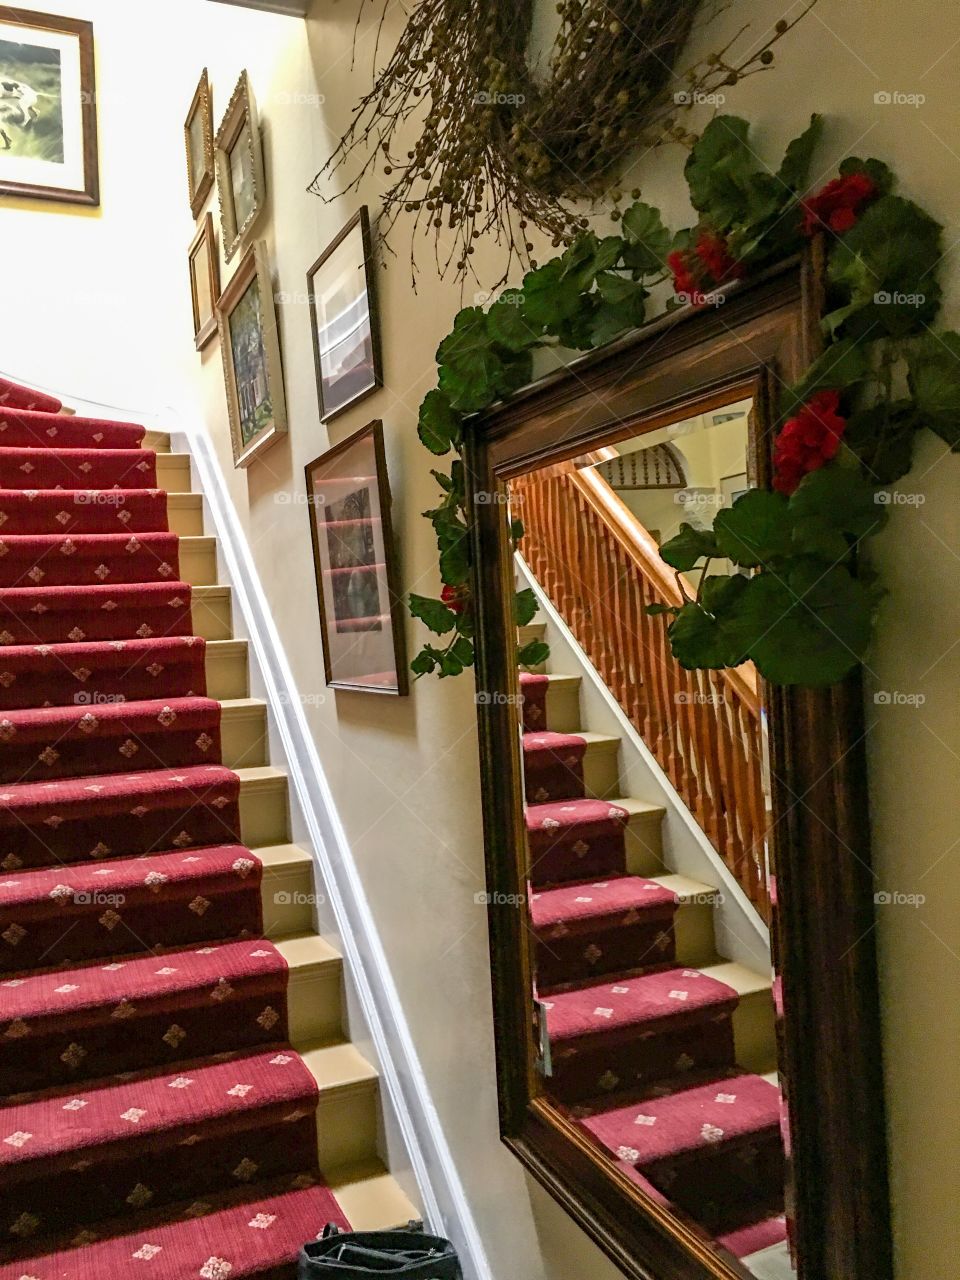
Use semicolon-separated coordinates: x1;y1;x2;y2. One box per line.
520;670;788;1264
0;380;350;1278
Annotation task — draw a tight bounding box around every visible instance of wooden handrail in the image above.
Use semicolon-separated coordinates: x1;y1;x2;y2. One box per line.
513;466;770;922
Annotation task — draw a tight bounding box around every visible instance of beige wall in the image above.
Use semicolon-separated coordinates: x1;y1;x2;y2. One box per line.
2;2;959;1277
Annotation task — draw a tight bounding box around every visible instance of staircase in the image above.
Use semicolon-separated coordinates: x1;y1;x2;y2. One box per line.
0;375;417;1278
517;623;789;1269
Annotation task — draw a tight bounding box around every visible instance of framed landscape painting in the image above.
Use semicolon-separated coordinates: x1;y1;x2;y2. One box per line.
305;421;408;695
184;67;214;219
214;69;265;263
307;207;382;423
0;7;99;205
216;240;286;468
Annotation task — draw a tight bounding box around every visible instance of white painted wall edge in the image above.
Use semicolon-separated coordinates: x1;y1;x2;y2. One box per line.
0;369;494;1280
516;553;771;974
181;418;494;1280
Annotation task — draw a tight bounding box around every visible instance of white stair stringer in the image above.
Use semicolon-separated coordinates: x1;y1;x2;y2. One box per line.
516;552;771;973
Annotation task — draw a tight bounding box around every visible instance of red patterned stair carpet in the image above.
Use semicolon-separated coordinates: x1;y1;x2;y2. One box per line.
0;379;348;1278
519;670;786;1263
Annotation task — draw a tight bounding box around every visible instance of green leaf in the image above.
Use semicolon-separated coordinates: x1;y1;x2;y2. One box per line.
644;602;678;617
451;635;475;668
496;348;535;398
514;588;538;627
620;202;672;273
554;293;601;350
510;518;525;543
684;116;754;229
522;259;586;329
418;389;461;455
430;468;453;492
839;155;895;195
439;649;465;678
907;330;960;447
827;195;943;339
843;401;919;484
439;536;470;587
436;307;506;412
668;586;751;669
411;646;443;677
517;639;550;668
408;593;458;636
714;490;793;567
789;465;886;561
777;114;823;191
782;338;872;419
738;562;874;685
659;522;720;571
486;290;541;351
559;233;624;291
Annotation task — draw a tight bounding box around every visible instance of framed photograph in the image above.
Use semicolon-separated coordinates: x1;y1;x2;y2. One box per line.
184;67;214;220
214;69;265;263
307;207;382;423
188;213;220;352
305;421;408;695
215;240;286;468
0;7;99;205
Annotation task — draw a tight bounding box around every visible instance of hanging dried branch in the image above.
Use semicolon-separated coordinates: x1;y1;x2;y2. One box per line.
309;0;819;285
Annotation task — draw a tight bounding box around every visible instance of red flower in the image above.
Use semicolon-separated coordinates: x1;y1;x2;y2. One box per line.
442;583;468;615
802;172;877;236
667;249;700;301
773;390;848;494
694;231;744;284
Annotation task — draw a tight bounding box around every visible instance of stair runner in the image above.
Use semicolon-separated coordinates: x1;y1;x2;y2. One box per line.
519;671;787;1264
0;381;350;1277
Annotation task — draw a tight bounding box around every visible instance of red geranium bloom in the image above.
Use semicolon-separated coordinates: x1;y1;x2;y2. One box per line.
442;583;468;615
773;389;847;494
802;172;877;236
694;231;745;284
667;249;700;300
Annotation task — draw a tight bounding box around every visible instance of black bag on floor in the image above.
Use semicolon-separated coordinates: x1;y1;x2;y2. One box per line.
298;1222;462;1278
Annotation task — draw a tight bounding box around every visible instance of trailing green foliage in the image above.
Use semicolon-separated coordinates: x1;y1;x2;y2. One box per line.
410;114;960;687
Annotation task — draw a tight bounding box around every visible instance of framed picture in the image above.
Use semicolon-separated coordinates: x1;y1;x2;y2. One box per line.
720;470;749;507
0;7;99;205
184;67;214;220
307;207;382;423
305;421;408;695
214;69;265;263
188;213;220;352
215;240;286;468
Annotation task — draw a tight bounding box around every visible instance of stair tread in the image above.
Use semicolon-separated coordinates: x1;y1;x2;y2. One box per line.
526;795;664;831
326;1159;420;1232
524;730;619;750
544;965;742;1045
0;1176;352;1278
0;1046;317;1171
0;762;236;810
274;932;340;971
531;875;678;930
298;1039;378;1092
580;1071;781;1166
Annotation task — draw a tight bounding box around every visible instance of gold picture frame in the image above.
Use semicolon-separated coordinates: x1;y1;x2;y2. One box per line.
215;240;286;468
214;70;265;264
188;212;220;352
184;67;214;220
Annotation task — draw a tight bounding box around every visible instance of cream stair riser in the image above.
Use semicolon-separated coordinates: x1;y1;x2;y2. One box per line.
191;584;232;641
167;493;204;537
155;453;192;492
205;639;249;701
179;536;218;587
237;766;291;848
219;696;267;770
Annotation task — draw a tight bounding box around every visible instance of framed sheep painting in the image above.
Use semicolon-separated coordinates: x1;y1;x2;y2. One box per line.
0;7;99;205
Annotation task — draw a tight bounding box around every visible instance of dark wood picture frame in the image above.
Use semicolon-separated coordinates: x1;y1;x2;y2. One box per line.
184;67;214;220
214;69;265;264
0;7;99;206
304;420;409;696
188;212;220;352
464;252;893;1280
306;207;383;424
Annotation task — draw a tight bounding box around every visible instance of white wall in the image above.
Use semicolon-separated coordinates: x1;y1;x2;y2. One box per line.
2;2;959;1277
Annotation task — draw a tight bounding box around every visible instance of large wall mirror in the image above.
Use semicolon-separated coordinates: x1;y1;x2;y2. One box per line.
465;255;893;1280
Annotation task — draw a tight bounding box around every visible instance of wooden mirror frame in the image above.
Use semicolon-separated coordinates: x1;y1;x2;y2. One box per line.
463;251;893;1280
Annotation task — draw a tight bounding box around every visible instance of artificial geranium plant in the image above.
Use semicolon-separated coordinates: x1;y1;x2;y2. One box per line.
410;115;960;686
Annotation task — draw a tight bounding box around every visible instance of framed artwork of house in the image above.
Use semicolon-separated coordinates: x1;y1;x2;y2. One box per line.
304;420;408;695
0;7;99;205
